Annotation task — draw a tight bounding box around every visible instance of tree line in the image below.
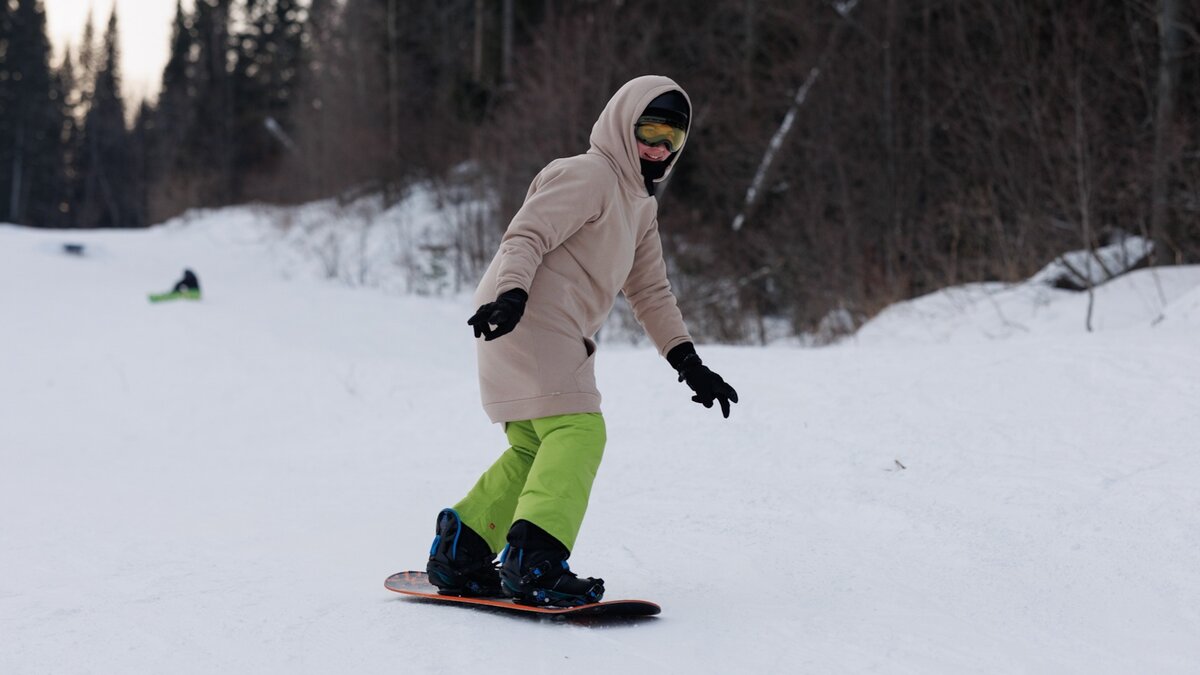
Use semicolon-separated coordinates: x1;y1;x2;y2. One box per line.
1;0;1197;340
0;0;306;227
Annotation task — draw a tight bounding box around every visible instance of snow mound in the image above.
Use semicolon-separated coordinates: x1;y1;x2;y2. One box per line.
261;186;493;296
1028;235;1153;290
149;183;494;298
856;266;1200;345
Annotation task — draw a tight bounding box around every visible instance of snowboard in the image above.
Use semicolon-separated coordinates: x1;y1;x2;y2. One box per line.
148;289;201;303
384;571;660;619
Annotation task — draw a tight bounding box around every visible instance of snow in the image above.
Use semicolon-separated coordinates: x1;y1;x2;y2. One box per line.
1028;234;1154;290
1159;284;1200;327
856;265;1200;345
2;207;1199;674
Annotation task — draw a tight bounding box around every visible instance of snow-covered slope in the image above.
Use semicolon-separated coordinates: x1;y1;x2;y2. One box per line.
857;265;1200;345
1159;283;1200;327
2;212;1198;674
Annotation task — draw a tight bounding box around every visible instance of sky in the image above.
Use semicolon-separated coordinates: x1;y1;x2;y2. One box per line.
43;0;185;105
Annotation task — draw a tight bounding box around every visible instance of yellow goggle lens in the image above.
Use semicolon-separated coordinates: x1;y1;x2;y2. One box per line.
634;119;686;153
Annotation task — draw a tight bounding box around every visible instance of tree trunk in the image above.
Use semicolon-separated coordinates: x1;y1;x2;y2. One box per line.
473;0;485;83
730;66;821;232
386;0;401;203
1149;0;1182;262
1073;76;1094;333
743;0;756;105
730;1;857;232
9;120;24;224
883;0;899;293
501;0;514;87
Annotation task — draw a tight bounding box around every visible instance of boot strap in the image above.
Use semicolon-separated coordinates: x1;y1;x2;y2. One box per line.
520;559;565;586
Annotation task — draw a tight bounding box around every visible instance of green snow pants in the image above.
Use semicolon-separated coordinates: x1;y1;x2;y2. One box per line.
453;413;606;554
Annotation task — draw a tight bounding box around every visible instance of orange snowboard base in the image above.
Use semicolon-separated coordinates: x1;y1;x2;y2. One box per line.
385;571;661;618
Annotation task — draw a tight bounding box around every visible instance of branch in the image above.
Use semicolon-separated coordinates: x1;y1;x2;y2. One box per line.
731;66;821;232
730;1;858;232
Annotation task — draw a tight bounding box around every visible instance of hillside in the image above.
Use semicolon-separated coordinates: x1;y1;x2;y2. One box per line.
2;211;1198;674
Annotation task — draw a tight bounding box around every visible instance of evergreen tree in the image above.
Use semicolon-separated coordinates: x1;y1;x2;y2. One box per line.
49;48;78;226
304;0;337;54
188;0;236;206
261;0;305;137
0;0;66;226
233;0;306;198
329;0;391;184
147;0;198;221
0;0;14;221
128;102;152;227
76;9;135;227
76;9;97;120
282;0;339;199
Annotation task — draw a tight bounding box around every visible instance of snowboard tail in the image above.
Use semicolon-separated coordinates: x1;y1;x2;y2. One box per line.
384;571;660;618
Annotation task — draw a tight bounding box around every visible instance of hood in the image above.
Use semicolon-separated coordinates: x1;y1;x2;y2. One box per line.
588;75;692;197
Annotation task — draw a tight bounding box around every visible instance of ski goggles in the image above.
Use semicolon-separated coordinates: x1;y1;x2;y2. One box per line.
634;116;687;152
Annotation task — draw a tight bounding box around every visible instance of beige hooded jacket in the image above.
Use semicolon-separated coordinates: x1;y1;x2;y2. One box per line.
473;75;694;423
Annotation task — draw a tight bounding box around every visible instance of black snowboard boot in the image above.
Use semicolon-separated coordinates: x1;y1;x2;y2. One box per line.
499;520;604;607
426;509;502;597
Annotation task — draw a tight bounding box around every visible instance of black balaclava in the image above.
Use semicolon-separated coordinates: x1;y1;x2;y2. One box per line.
639;90;690;196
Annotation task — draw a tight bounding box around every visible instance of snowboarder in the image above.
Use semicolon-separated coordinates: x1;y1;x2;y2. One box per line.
426;75;738;607
148;269;201;303
173;269;201;294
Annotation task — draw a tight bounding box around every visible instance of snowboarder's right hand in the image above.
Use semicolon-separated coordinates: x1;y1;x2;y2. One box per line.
468;288;528;341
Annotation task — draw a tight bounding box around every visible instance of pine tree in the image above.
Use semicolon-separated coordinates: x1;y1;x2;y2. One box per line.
49;49;78;226
76;8;135;227
147;0;198;221
327;0;391;186
263;0;305;131
231;0;275;190
283;0;338;198
0;0;66;226
188;0;236;205
0;0;14;222
76;9;98;121
233;0;306;195
128;102;152;227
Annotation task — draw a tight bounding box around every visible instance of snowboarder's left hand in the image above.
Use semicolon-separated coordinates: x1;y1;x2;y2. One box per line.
468;288;528;341
667;343;739;418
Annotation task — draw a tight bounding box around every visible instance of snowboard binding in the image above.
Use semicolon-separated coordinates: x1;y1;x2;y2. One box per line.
425;509;503;598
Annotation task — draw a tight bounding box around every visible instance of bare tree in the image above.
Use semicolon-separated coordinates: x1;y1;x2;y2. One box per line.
1150;0;1184;262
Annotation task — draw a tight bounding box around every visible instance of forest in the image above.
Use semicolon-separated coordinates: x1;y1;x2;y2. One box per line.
1;0;1197;340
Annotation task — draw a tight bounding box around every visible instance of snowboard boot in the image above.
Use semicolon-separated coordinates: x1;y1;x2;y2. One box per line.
425;508;503;597
499;520;604;607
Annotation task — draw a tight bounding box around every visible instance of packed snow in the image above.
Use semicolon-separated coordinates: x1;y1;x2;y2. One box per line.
2;204;1198;674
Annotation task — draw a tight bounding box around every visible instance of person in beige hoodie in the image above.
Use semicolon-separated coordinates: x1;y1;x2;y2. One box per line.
426;75;738;607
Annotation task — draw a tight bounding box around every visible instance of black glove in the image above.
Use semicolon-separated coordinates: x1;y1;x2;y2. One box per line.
468;288;528;341
667;342;739;418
